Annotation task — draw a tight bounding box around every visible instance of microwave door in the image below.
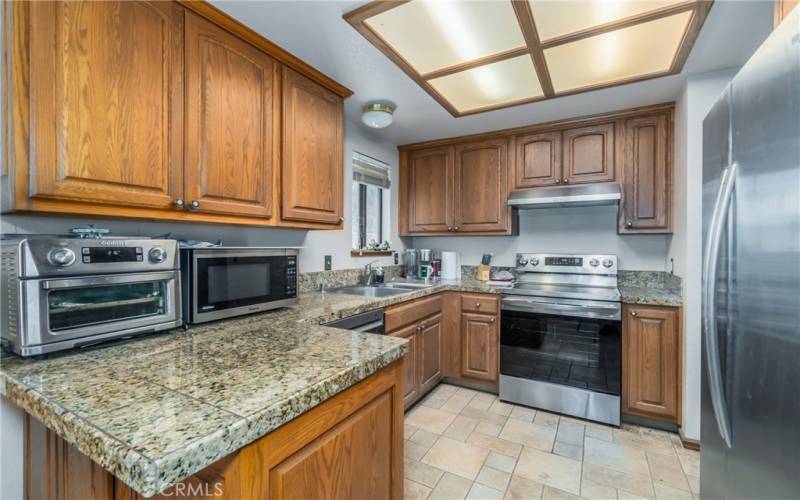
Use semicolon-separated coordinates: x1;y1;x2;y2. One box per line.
191;252;296;323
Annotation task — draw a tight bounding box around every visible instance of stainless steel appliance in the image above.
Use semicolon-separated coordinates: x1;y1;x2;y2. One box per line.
180;247;298;324
499;253;622;425
323;309;384;334
1;235;181;356
700;9;799;499
507;183;621;209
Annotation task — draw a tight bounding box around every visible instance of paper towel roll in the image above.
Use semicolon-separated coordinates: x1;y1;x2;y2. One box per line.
441;251;461;280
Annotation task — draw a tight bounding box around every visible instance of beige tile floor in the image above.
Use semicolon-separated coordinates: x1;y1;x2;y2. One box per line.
404;384;700;500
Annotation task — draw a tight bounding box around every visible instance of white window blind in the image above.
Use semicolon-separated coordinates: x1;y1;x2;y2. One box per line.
352;152;390;188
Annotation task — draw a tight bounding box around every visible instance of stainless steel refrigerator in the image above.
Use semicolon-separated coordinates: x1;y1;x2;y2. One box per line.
701;7;799;499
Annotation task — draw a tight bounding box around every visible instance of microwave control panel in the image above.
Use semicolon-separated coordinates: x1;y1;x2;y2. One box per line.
286;256;297;297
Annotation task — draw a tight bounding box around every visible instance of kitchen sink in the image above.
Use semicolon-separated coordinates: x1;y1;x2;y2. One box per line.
383;281;434;290
330;286;413;298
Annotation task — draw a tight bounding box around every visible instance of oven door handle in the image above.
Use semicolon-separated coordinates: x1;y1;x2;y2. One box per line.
41;271;178;290
502;297;620;319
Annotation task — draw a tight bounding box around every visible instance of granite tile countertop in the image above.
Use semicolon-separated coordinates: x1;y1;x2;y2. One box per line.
0;278;500;497
618;271;683;306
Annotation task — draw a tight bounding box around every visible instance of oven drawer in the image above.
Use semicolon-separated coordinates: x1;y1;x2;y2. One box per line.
461;293;499;314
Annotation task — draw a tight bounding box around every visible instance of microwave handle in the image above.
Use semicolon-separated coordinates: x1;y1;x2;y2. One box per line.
41;271;179;290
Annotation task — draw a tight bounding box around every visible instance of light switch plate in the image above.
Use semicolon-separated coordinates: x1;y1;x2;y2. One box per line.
324;255;332;271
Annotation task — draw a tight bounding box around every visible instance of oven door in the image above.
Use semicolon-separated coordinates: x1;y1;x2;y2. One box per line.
21;271;181;352
499;295;622;425
191;250;297;323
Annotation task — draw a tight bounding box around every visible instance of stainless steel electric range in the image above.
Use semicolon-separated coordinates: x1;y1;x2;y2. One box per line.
499;253;622;426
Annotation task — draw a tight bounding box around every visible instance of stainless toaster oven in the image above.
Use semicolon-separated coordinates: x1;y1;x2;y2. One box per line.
1;235;182;357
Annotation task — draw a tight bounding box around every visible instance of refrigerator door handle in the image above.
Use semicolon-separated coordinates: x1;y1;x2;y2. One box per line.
702;161;738;449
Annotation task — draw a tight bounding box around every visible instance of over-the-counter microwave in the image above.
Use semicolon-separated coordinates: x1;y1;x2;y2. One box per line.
180;247;298;324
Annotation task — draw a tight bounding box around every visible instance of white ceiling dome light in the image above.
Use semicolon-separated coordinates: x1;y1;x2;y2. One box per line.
362;103;395;128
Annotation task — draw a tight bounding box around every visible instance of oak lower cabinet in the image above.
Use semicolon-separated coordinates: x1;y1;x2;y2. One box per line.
459;294;500;384
281;67;344;226
391;322;420;406
618;110;673;233
622;304;682;424
24;360;405;499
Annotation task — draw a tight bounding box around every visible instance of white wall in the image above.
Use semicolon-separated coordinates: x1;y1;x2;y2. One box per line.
413;205;670;270
669;69;736;441
0;120;405;273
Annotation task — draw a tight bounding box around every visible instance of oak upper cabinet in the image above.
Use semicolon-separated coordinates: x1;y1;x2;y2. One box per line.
619;111;672;233
562;123;615;185
622;304;681;423
185;12;278;218
774;0;799;26
460;294;500;384
514;132;562;189
281;67;344;226
405;147;454;233
27;1;184;209
454;138;510;232
418;313;443;395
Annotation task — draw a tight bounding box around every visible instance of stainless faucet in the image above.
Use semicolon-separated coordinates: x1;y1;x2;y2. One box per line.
362;260;381;286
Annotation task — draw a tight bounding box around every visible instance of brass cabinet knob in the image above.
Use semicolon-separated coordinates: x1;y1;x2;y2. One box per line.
174;199;185;208
475;302;481;308
338;217;344;222
447;227;453;231
631;310;638;316
563;178;569;184
490;317;495;323
555;179;561;184
454;226;460;231
189;200;200;211
626;220;633;228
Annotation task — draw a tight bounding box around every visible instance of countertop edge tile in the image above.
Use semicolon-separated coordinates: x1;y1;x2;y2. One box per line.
619;286;683;307
2;374;161;496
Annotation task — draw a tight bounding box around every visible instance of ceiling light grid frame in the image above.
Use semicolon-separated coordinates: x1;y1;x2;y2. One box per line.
344;0;713;117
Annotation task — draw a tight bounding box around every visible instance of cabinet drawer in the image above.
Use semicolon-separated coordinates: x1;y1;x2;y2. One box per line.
384;293;442;332
460;294;499;314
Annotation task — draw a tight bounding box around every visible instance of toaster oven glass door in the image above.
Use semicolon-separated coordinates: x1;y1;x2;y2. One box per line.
194;255;293;313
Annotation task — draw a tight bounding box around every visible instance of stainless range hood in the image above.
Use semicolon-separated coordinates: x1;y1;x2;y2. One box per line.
507;183;621;209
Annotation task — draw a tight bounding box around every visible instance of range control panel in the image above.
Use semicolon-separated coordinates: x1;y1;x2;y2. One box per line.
515;253;617;275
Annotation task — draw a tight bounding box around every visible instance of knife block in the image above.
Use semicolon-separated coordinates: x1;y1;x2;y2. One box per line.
477;264;491;281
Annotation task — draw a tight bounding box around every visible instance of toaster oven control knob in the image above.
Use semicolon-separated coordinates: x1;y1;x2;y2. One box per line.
530;257;540;266
517;256;528;266
148;246;168;264
602;258;614;268
48;247;76;267
589;258;599;267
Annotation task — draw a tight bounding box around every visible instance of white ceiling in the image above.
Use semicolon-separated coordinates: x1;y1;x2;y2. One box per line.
210;0;773;146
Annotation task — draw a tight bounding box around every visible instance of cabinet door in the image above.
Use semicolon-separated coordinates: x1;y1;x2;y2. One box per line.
562;123;615;185
28;1;183;209
406;147;454;233
619;113;671;233
622;305;681;422
514;132;562;188
454;138;509;233
389;323;419;407
460;312;499;383
282;67;344;225
417;313;443;395
185;12;277;218
268;391;394;500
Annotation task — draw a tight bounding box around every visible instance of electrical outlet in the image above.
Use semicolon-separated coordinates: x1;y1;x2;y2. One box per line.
393;252;399;265
324;255;332;271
